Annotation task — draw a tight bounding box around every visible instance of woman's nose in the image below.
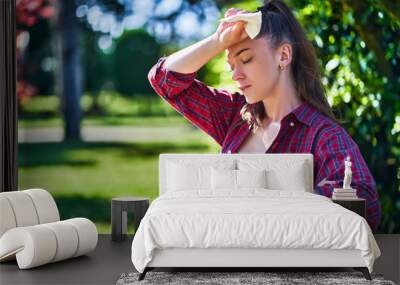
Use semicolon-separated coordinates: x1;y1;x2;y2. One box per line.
232;67;245;81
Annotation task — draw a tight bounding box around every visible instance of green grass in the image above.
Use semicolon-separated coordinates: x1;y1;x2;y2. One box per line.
18;93;193;128
18;115;190;128
18;93;222;234
18;93;180;122
19;140;220;234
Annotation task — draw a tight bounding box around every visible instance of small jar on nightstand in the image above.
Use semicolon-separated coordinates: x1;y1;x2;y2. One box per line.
332;198;366;219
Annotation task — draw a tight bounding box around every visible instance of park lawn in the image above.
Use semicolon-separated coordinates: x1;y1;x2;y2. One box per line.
18;93;187;128
19;138;220;234
18;115;191;128
17;94;222;234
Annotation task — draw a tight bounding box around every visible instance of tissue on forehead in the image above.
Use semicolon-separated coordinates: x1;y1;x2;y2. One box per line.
219;11;262;39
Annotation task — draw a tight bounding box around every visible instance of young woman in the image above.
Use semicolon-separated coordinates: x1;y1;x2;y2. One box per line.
147;0;381;231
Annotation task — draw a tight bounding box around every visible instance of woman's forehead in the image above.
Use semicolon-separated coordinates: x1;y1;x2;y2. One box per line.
226;38;265;61
227;41;251;58
226;46;250;59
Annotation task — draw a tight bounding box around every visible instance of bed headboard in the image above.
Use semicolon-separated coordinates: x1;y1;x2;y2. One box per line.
159;153;314;195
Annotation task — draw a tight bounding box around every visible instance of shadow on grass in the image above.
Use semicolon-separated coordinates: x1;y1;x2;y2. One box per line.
19;141;210;167
55;194;147;234
55;194;112;224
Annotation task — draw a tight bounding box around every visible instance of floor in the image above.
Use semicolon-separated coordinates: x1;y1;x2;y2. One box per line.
0;235;135;285
0;234;399;285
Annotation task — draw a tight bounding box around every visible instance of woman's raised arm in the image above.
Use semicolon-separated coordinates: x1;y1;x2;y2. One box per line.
164;8;249;73
148;9;250;146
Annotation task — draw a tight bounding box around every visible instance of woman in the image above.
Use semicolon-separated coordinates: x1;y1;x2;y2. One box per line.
147;0;381;231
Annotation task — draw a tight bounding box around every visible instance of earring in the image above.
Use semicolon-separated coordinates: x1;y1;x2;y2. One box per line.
280;64;285;70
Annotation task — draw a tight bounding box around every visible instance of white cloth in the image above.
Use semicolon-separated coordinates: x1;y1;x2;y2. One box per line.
219;11;262;39
131;190;381;273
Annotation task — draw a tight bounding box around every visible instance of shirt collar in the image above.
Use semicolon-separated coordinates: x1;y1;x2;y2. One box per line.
289;101;315;127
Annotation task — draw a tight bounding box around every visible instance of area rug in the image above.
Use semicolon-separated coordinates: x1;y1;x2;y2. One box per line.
116;271;396;285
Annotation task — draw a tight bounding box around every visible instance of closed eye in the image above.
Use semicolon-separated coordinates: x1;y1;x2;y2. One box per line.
242;58;252;64
228;58;252;72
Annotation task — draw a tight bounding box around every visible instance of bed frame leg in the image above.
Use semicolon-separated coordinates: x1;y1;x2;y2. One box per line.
354;267;371;280
138;268;148;281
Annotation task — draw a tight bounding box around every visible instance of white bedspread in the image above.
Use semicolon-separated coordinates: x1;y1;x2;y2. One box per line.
131;189;380;273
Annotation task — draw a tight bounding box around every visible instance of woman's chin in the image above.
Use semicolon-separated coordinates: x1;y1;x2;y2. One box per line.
244;96;256;104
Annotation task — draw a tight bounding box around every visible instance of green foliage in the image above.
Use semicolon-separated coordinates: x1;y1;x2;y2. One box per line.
82;30;110;94
222;0;262;12
291;0;400;233
19;19;54;95
113;29;161;96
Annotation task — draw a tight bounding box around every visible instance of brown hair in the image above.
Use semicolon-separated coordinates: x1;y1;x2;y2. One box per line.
239;0;342;132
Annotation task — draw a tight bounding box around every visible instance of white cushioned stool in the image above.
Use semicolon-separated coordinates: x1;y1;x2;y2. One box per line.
0;189;98;269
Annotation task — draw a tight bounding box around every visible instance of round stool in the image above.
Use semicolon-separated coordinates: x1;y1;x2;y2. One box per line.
111;197;149;242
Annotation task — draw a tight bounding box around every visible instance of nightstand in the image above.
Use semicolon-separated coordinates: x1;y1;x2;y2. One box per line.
332;198;366;219
111;197;150;242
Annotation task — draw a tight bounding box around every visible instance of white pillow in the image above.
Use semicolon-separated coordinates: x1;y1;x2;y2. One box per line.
236;169;267;188
266;165;307;192
167;162;209;191
167;159;235;192
211;168;267;190
211;168;236;190
237;159;308;191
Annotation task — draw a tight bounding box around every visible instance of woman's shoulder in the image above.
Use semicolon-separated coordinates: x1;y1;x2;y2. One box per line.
215;90;246;105
306;104;354;145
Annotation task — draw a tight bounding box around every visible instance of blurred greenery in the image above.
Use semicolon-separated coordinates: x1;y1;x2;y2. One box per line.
18;115;189;128
17;0;400;233
18;140;219;234
114;30;161;96
18;92;183;120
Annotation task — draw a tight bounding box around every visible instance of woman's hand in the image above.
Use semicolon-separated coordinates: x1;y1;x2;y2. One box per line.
163;8;250;74
213;8;250;49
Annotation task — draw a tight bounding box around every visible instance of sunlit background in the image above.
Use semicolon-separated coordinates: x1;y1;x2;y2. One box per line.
16;0;400;233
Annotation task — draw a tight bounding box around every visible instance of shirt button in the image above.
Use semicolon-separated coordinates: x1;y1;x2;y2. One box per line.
290;122;295;127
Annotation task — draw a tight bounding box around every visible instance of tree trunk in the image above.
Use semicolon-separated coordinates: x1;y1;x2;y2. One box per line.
56;0;82;141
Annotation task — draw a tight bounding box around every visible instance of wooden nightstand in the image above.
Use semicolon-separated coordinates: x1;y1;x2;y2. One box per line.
332;198;366;219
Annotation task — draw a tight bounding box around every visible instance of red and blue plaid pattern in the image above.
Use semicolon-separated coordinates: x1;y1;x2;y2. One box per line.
148;57;381;231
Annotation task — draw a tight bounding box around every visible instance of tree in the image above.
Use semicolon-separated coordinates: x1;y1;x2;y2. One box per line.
55;0;83;141
113;30;160;96
17;0;83;141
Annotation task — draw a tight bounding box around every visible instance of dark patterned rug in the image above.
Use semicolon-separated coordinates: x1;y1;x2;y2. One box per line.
116;271;396;285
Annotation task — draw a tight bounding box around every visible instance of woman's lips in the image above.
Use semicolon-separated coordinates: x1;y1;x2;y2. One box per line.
239;85;251;91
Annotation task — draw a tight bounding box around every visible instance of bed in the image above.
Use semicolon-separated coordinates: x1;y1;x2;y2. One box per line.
131;153;381;281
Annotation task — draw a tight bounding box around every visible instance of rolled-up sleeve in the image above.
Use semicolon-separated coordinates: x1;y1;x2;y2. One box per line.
314;131;381;231
147;57;245;146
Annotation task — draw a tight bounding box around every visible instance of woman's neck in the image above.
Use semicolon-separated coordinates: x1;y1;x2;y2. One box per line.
262;76;303;123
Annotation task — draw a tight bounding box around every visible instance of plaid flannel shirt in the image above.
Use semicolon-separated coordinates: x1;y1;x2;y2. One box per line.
148;56;382;231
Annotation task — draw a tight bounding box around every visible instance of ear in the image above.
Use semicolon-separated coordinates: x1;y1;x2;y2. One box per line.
277;42;292;69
